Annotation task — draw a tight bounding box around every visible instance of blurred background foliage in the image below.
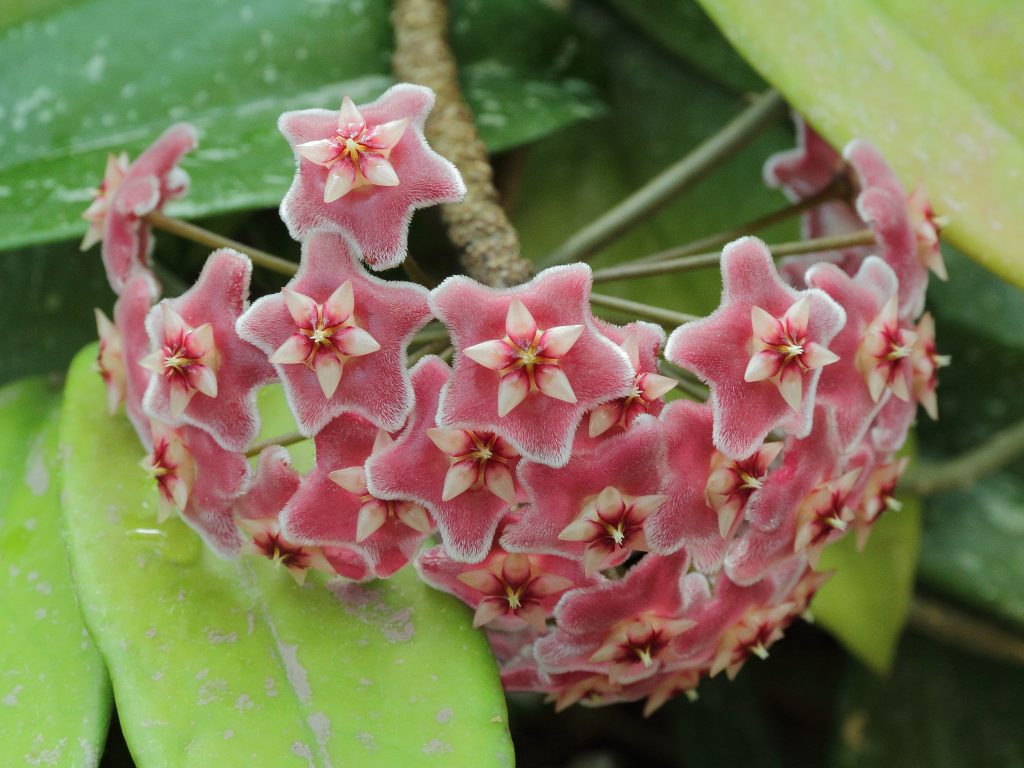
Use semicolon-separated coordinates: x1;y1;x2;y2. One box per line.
1;0;1022;765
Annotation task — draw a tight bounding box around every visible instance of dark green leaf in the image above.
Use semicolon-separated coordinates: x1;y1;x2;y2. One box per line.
0;0;600;252
833;632;1024;767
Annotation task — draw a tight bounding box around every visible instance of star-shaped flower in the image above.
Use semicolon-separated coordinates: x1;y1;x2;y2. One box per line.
280;413;433;578
141;250;277;452
366;357;521;563
909;311;950;420
416;541;584;632
665;237;846;460
94;308;126;415
140;419;250;555
431;264;634;467
534;553;692;685
279;84;466;270
501;416;667;574
81;123;197;296
586;319;675;440
237;231;431;436
806;256;900;450
647;400;782;573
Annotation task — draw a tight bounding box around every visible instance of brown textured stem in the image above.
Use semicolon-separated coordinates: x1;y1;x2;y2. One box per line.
392;0;532;288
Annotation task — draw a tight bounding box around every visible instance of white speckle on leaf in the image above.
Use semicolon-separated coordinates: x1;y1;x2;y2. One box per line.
423;739;453;755
35;608;47;621
328;581;415;643
24;735;66;765
240;5;254;22
206;629;238;645
308;712;334;768
197;678;228;705
35;581;51;595
0;186;11;197
235;694;254;711
224;730;234;740
262;65;278;84
356;732;378;751
195;668;209;680
25;434;50;495
436;707;453;724
265;676;279;697
84;54;106;83
3;685;23;706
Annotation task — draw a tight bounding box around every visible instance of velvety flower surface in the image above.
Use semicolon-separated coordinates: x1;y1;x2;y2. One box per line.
142;249;276;452
95;307;126;415
279;84;466;270
82;123;197;296
366;357;519;563
237;231;431;436
431;264;634;467
115;273;161;446
501;416;666;574
281;413;433;578
665;237;846;460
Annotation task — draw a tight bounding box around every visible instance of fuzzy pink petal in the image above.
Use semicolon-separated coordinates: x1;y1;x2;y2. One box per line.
115;273;160;446
178;425;250;556
665;237;846;460
236;231;431;436
432;264;633;467
278;84;466;270
366;357;516;563
141;250;276;452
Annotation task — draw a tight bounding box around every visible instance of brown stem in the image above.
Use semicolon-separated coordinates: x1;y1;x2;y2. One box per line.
910;594;1024;666
392;0;532;288
145;211;298;276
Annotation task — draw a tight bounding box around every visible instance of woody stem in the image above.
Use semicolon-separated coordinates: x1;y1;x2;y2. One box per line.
244;431;308;458
902;417;1024;496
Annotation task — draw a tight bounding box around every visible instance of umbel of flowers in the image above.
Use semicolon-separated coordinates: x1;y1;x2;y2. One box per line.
85;85;947;714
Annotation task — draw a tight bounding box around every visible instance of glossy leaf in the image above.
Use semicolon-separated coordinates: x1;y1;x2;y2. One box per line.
813;498;922;674
0;377;112;766
918;473;1024;633
0;0;599;252
59;345;513;767
695;0;1024;287
833;632;1024;767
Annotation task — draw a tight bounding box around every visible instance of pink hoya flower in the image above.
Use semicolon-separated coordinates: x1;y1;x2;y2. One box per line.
279;84;466;270
909;311;950;420
587;319;676;440
366;357;520;563
501;416;667;575
535;553;692;685
792;469;861;563
141;419;249;555
280;413;433;578
81;123;197;296
431;264;634;467
142;250;276;452
416;539;583;632
115;273;161;446
850;456;908;550
806;257;900;450
647;400;783;572
236;446;332;584
237;231;431;436
94;308;126;415
856;295;917;404
666;237;846;460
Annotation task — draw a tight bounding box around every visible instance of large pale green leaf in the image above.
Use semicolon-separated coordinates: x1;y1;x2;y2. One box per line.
0;0;600;253
59;345;513;767
0;377;111;766
813;499;922;674
512;2;798;318
695;0;1024;287
833;632;1024;767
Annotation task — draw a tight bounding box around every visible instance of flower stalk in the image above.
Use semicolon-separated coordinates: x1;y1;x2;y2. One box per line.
539;89;786;268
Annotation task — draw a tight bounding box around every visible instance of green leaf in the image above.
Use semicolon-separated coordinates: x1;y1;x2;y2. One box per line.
812;498;922;674
0;0;600;253
511;2;798;318
833;632;1024;767
59;345;514;767
602;0;764;94
918;472;1024;633
694;0;1024;288
0;377;112;766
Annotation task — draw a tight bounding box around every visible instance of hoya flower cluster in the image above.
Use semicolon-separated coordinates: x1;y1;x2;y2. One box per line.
86;85;947;714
